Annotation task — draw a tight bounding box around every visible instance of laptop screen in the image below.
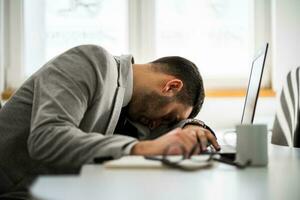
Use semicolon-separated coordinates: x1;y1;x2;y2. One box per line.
241;43;269;124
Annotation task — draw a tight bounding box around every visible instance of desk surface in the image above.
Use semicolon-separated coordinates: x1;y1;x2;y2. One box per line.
31;144;300;200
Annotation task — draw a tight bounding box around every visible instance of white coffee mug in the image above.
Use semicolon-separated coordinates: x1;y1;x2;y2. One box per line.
235;124;268;166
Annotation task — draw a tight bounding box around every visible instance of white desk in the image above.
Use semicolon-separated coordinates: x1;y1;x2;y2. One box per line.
30;144;300;200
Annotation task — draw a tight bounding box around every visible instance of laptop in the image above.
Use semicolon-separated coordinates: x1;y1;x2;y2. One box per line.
219;43;269;154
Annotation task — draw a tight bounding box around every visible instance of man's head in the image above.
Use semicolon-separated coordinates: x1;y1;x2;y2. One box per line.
128;56;204;130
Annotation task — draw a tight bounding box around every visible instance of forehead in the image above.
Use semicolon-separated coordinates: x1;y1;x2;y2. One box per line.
168;102;193;120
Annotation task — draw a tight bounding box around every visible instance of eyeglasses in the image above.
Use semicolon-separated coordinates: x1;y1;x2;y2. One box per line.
145;143;214;171
144;140;251;171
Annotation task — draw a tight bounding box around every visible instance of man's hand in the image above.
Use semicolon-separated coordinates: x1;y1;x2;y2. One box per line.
183;125;220;151
131;126;220;156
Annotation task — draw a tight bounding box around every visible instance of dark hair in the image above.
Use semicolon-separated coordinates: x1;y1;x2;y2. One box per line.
150;56;205;118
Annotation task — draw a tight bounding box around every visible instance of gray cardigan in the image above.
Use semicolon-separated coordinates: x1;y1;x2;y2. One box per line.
0;45;138;197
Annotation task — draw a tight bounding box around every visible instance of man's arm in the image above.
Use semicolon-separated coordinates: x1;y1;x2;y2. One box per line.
28;46;137;169
130;120;220;155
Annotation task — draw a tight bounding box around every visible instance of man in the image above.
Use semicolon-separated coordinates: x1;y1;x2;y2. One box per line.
0;45;219;199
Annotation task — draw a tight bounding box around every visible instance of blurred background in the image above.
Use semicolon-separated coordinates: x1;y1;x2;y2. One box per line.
0;0;300;130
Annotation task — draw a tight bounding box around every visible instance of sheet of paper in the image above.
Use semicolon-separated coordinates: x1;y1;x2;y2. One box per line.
103;155;213;169
104;156;164;169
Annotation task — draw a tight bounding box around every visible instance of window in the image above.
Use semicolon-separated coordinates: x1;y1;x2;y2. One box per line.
5;0;270;90
24;0;128;76
155;0;251;78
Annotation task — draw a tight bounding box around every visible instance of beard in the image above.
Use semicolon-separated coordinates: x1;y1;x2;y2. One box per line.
126;90;172;125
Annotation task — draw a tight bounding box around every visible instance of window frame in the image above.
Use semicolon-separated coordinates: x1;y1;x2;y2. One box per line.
0;0;4;92
2;0;25;89
3;0;272;90
128;0;155;63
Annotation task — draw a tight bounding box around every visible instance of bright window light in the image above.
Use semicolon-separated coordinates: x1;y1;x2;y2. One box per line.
155;0;252;79
25;0;128;76
23;0;257;89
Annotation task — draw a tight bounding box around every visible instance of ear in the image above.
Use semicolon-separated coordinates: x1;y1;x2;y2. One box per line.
162;79;183;96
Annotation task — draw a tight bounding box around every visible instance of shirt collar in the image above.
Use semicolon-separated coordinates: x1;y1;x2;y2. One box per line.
116;55;134;107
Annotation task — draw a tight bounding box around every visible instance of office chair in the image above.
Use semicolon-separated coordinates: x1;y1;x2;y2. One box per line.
272;67;300;147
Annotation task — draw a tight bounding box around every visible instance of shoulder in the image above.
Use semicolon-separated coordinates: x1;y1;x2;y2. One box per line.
34;45;119;100
73;44;112;57
68;44;117;73
48;44;117;76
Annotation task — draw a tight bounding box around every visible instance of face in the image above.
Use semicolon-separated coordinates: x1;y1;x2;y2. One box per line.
127;91;192;130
